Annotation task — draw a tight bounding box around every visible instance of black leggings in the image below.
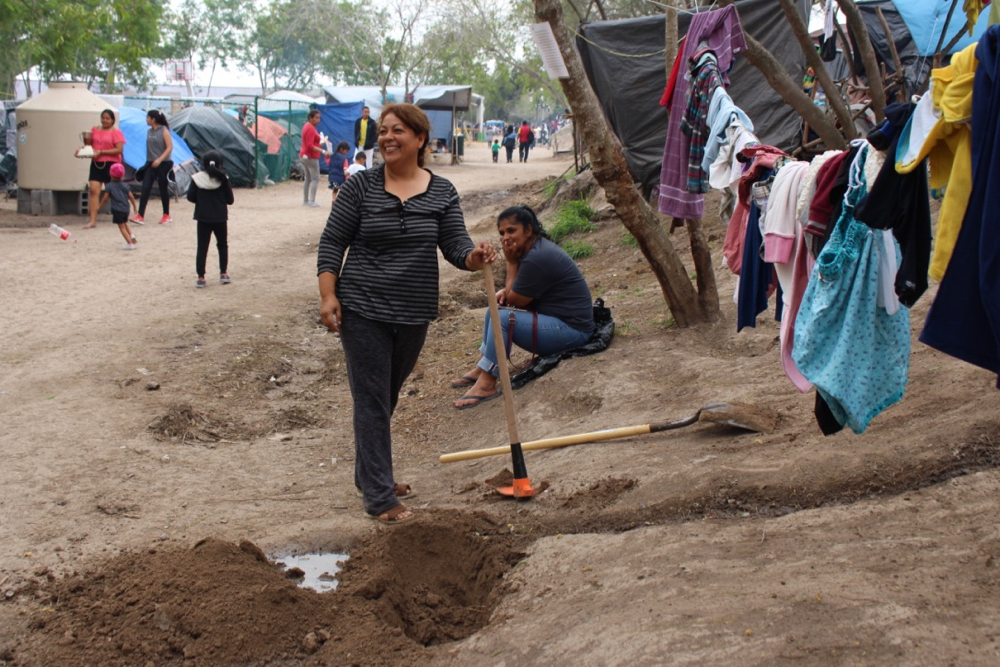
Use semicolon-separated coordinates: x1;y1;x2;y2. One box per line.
138;160;173;216
196;219;228;277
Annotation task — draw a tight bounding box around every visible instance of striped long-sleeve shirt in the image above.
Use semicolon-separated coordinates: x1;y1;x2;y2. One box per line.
317;165;475;324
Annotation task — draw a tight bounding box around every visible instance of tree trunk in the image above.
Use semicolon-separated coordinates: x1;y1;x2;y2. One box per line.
664;1;679;73
836;0;886;122
741;32;848;150
716;0;847;150
777;0;857;139
534;0;714;326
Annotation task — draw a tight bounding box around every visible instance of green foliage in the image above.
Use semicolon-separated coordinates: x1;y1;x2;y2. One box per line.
560;239;594;259
619;231;638;247
549;199;596;243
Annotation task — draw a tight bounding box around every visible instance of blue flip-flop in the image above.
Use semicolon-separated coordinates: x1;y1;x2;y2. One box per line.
450;375;477;388
454;390;501;410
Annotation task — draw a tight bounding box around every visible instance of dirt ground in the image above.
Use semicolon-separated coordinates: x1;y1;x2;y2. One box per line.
1;139;998;665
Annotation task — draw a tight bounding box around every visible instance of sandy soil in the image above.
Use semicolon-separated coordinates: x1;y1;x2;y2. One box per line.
1;140;998;665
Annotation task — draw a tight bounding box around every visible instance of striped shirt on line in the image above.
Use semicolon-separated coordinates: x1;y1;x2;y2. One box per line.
317;165;475;325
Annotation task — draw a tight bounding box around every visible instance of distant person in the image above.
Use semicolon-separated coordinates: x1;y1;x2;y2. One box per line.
327;141;351;206
491;139;500;163
354;105;377;165
99;163;138;249
517;120;531;162
346;151;367;178
452;205;594;409
523;125;536;163
133;109;174;225
502;125;517;163
300;109;324;207
188;150;235;289
76;109;124;229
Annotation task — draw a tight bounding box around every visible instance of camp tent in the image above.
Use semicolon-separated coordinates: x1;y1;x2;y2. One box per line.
118;106;196;170
577;0;810;195
171;106;262;187
853;0;991;95
117;106;198;195
315;102;363;174
322;85;472;150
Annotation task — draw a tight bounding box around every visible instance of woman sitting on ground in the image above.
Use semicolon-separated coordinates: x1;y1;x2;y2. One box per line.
452;205;595;409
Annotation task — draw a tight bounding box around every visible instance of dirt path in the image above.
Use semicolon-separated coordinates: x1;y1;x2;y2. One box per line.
1;140;998;665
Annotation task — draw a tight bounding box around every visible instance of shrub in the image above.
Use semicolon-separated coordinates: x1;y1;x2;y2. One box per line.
560;239;594;259
619;231;638;247
549;198;596;243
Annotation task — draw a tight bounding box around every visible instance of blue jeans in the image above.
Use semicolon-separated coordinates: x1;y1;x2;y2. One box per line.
477;309;591;376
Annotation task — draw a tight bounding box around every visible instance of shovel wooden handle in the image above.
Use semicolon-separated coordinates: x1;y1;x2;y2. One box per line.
439;414;700;463
484;262;520;445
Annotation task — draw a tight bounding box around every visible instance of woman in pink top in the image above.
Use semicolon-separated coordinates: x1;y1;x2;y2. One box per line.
76;109;125;229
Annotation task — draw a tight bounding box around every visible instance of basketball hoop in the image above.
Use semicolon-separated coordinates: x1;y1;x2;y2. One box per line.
164;59;194;83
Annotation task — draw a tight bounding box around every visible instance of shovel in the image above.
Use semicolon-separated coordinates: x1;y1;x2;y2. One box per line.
439;401;778;464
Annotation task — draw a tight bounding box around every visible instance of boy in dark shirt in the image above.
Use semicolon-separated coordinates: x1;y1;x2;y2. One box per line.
100;163;138;249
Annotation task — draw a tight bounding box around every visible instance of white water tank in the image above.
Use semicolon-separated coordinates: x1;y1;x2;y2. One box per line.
15;82;113;191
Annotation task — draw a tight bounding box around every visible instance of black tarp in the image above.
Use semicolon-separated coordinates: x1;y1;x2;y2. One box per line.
171;106;264;188
576;0;810;195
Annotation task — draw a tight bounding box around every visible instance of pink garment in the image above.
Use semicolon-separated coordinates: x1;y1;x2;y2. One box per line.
722;145;789;274
658;5;747;219
782;229;816;393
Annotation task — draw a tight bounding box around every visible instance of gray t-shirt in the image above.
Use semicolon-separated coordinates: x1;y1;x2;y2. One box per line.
146;127;169;163
511;237;594;333
105;181;131;216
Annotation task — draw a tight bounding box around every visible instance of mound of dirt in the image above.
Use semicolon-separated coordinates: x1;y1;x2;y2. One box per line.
14;511;521;665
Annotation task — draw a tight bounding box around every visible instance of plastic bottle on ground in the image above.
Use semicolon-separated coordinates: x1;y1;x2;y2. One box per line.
48;224;71;240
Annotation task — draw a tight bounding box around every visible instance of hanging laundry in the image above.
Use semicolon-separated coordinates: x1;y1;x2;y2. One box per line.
795;150;842;239
681;53;723;194
895;43;977;282
804;145;860;258
793;144;911;434
760;160;812;391
658;5;747;220
703;87;754;179
659;36;687;109
921;24;1000;388
708;119;757;192
722;144;788;275
855;102;932;307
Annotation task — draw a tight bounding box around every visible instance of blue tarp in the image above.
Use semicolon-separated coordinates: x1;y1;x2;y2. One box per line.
117;106;195;170
316;102;362;174
885;0;989;56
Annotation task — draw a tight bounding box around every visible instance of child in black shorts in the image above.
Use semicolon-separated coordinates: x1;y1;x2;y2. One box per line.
100;163;138;249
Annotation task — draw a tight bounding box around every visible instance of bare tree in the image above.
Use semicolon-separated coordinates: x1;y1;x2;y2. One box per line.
535;0;717;326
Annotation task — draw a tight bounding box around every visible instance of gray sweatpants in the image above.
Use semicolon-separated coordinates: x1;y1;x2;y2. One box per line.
339;308;428;515
302;157;319;203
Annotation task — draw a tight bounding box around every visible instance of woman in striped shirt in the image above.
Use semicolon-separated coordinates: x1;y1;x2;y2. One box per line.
318;103;496;525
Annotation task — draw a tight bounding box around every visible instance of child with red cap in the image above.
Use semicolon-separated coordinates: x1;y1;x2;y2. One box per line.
100;162;139;249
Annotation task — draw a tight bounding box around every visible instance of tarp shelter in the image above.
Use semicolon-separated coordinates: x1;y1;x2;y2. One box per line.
322;85;473;150
117;106;197;196
171;106;263;187
854;0;991;95
577;0;811;195
316;102;363;174
118;106;196;170
221;109;296;184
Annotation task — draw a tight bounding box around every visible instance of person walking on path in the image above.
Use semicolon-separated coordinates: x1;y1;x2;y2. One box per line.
517;120;531;162
452;205;595;409
503;125;517;163
300;109;324;207
132;109;174;225
188;150;235;288
76;109;125;229
354;105;378;166
318;102;496;524
100;163;139;249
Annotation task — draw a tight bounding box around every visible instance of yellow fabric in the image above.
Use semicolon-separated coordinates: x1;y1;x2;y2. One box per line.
360;118;368;143
896;42;977;281
991;1;1000;25
965;1;986;35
